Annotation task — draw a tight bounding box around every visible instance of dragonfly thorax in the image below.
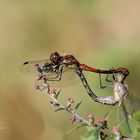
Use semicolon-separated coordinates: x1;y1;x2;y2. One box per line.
61;55;80;67
113;82;128;102
114;73;126;83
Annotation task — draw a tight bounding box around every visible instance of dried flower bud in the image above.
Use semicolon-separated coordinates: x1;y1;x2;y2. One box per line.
96;118;108;129
34;64;39;67
68;98;74;104
88;113;95;120
70;115;77;124
96;118;107;124
112;126;120;133
42;75;46;80
50;88;56;94
44;83;49;88
93;123;98;127
88;113;95;123
66;98;74;108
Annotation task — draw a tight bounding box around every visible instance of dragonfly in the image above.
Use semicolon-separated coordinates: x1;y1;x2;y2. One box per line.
79;67;140;133
21;51;129;102
99;70;132;133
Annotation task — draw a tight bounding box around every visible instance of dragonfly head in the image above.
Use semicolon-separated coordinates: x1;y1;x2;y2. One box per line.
114;72;127;83
113;68;129;82
50;52;62;64
116;68;129;76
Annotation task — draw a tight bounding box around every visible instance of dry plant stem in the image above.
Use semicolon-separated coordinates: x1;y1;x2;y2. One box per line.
40;85;91;126
36;83;133;140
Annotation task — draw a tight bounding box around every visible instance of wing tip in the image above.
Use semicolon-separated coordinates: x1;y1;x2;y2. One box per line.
23;61;29;65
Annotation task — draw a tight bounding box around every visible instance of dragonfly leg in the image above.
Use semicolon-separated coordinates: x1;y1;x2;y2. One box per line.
99;73;113;89
105;73;113;83
47;66;63;81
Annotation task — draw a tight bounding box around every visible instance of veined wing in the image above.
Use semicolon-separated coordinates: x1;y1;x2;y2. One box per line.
36;67;81;88
21;60;81;87
117;94;140;133
21;59;50;76
117;101;132;133
125;94;140;115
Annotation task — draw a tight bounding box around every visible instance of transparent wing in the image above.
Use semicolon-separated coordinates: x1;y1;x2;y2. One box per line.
21;60;81;87
117;94;140;133
48;67;81;87
125;94;140;115
117;101;132;133
37;67;80;87
20;59;50;76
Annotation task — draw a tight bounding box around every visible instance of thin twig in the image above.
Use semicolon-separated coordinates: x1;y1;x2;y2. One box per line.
36;83;91;126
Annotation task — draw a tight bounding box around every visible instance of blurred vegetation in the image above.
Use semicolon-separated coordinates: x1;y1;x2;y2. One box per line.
0;0;140;140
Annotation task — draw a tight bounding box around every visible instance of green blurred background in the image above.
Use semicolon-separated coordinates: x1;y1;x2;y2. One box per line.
0;0;140;140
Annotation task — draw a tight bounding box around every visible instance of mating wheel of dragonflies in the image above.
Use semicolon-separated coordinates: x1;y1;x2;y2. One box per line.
21;52;130;102
96;70;140;133
21;52;140;134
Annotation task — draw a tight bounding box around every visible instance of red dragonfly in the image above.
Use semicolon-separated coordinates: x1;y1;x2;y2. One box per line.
21;52;129;98
22;52;139;134
22;52;128;78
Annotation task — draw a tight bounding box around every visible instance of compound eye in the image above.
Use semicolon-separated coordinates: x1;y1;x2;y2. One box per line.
42;63;52;73
50;52;61;64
